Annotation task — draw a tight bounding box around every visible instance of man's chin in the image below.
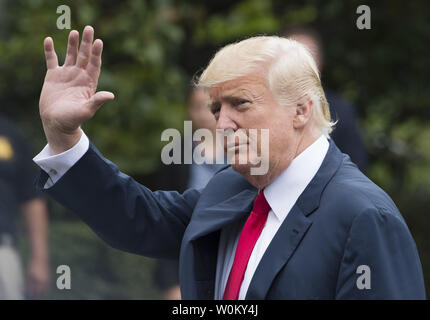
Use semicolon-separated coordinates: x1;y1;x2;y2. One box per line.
230;163;271;189
230;163;252;176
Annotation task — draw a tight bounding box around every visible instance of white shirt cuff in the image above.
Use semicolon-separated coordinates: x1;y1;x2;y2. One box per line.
33;130;89;188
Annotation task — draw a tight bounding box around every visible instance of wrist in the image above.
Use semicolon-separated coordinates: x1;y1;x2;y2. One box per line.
43;123;82;155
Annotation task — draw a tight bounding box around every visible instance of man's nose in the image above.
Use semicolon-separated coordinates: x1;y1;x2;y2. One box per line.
216;106;238;131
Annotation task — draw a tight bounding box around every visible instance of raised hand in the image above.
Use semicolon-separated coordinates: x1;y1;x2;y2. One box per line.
39;26;114;154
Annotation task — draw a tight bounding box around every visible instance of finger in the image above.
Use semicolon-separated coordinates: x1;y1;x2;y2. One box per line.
87;39;103;80
87;91;115;112
64;30;79;66
76;25;94;68
44;37;58;69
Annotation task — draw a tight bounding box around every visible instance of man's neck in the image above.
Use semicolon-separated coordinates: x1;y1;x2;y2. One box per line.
247;130;323;189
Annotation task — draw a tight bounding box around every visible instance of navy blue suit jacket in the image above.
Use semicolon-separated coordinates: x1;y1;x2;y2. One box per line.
36;140;426;299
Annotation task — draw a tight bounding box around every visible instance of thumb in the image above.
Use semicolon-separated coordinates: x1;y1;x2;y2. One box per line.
88;91;115;112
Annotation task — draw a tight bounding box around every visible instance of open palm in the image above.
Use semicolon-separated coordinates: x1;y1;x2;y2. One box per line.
40;26;114;142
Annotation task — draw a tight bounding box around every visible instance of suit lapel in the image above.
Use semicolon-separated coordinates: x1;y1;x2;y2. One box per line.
186;188;258;242
246;140;344;299
182;187;258;299
245;204;312;299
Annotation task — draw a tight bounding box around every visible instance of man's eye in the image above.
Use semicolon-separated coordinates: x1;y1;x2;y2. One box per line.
234;99;250;106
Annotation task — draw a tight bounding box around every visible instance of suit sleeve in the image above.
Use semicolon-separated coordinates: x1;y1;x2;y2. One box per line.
35;142;201;260
335;208;426;299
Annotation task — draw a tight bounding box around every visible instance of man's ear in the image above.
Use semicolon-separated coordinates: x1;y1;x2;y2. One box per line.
293;98;313;129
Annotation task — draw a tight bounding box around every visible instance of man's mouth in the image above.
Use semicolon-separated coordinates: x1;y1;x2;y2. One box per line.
225;142;249;151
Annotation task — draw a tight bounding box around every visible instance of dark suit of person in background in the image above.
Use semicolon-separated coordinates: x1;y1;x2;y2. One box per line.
33;27;425;299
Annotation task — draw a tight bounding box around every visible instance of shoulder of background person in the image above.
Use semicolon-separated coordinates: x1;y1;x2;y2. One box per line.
325;88;358;123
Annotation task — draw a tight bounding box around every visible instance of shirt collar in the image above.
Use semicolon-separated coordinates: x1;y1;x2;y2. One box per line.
263;135;329;222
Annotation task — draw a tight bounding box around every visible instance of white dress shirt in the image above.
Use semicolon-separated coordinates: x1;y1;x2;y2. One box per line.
33;130;89;188
33;132;329;299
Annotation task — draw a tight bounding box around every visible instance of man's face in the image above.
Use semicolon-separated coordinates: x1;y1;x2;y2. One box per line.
209;75;300;185
188;88;216;131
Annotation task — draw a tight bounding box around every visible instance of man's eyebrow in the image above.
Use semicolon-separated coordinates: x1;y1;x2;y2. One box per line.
211;94;250;104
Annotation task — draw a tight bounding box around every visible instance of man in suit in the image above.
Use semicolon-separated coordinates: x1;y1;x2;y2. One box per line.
33;26;425;299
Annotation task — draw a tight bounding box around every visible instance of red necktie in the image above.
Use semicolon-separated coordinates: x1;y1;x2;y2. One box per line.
223;189;271;300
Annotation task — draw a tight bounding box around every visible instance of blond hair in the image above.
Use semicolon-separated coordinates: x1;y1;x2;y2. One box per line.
197;36;334;137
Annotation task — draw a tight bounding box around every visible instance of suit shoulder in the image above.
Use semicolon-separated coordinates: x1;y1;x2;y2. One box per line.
321;158;403;224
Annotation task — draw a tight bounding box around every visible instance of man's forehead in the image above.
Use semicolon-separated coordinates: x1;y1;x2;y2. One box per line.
208;75;268;100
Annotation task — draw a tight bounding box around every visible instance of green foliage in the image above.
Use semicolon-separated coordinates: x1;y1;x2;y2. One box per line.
20;215;162;299
46;220;161;299
2;0;429;298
